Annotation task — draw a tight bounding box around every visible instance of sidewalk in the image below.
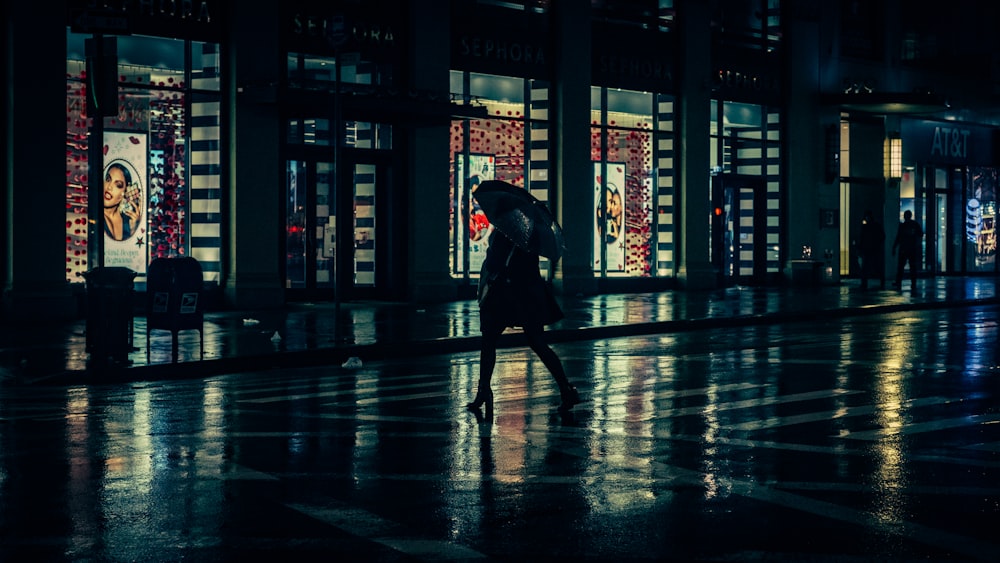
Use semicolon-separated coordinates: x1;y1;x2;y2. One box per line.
2;276;997;386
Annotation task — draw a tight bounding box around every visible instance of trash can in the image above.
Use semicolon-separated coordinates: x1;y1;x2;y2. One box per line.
84;266;138;364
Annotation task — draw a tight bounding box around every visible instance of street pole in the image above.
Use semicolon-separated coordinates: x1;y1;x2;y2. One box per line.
84;33;120;365
86;33;106;269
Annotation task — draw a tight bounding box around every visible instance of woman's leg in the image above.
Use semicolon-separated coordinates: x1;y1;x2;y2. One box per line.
523;324;579;410
522;324;567;386
469;319;503;410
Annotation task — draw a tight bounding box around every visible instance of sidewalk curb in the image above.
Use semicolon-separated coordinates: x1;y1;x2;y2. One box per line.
20;296;993;387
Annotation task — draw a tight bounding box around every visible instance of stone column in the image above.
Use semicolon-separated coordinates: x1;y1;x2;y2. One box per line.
675;0;714;289
223;3;284;308
784;0;837;281
551;1;596;296
2;0;77;320
405;0;455;302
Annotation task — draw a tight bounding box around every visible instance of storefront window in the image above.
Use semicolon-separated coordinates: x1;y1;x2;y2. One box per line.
287;52;391;91
449;72;547;280
966;167;996;271
286;52;394;150
287;52;336;90
591;87;670;278
66;31;222;285
713;0;781;51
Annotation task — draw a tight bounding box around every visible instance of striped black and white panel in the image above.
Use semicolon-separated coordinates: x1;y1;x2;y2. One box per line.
353;163;376;287
765;108;781;274
529;79;553;278
733;131;759;278
655;94;675;276
190;43;222;283
732;107;782;276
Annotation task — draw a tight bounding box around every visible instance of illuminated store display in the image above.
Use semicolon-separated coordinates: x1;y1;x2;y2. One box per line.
65;32;221;285
456;154;497;274
968;167;997;270
591;88;662;278
450;72;538;280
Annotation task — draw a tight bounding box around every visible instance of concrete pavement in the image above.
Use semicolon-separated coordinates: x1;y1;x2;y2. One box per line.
2;276;998;386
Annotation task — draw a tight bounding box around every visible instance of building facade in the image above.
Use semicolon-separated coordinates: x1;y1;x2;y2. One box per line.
3;0;999;321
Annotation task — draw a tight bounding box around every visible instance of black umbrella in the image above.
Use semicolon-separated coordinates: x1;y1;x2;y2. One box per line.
473;180;565;261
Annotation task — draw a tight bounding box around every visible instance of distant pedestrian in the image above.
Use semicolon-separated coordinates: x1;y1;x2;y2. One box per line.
858;210;885;290
467;229;580;415
892;209;923;290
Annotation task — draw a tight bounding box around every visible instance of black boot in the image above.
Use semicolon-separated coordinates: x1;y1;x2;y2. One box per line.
466;387;493;413
558;386;581;412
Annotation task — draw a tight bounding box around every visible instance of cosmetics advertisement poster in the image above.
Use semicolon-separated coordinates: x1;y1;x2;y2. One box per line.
594;163;626;272
102;130;148;275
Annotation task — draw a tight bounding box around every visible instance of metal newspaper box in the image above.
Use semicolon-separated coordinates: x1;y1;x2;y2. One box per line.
146;257;204;361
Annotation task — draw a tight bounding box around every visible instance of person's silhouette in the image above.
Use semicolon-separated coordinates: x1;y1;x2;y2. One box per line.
858;210;885;290
468;230;580;416
892;210;923;290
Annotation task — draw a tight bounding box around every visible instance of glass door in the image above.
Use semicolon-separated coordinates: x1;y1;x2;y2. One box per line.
351;162;376;289
285;158;335;299
713;174;768;285
335;148;396;300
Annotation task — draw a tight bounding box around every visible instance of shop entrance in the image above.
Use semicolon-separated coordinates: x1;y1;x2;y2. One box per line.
336;148;395;300
284;148;395;301
285;152;335;300
712;174;769;285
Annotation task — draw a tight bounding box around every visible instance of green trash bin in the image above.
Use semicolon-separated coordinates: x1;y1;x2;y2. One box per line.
85;267;137;365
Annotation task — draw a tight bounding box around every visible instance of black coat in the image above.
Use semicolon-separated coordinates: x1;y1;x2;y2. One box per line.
859;220;884;259
893;218;923;257
478;231;563;329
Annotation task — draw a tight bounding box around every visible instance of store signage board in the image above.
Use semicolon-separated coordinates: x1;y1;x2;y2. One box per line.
326;14;347;48
71;10;131;34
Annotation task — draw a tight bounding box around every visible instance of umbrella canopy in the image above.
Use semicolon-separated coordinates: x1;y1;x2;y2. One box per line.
473;180;565;261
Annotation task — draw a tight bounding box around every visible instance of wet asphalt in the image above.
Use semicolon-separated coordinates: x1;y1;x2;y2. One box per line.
0;290;999;561
0;278;998;560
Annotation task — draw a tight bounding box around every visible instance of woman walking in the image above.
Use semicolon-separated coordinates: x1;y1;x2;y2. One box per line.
467;229;580;415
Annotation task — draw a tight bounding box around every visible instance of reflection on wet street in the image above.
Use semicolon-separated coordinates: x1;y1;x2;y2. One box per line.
2;305;999;561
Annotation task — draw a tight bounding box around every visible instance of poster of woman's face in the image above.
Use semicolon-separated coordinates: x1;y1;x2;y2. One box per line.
104;160;140;238
594;163;626;272
103;131;147;274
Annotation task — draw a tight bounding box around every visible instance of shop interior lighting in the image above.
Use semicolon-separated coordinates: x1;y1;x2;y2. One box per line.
884;135;902;179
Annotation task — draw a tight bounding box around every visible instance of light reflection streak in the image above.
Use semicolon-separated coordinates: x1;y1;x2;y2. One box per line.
198;380;227;476
444;353;489;542
65;387;95;554
96;386;154;558
493;351;529;484
964;312;997;376
700;380;722;500
443;349;535;541
871;322;909;525
582;344;660;512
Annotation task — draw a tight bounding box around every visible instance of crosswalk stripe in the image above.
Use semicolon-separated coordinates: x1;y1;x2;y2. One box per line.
736;482;1000;561
285;501;487;560
723;396;959;431
840;413;1000;440
660;388;860;417
963;441;1000;452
